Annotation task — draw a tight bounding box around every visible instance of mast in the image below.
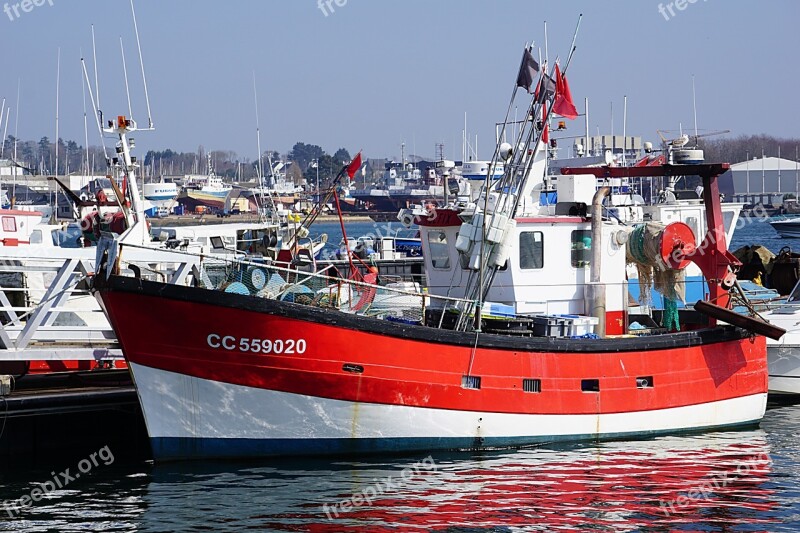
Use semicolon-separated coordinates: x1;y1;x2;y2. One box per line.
622;95;627;166
81;58;109;164
692;75;699;141
55;48;60;177
92;24;101;113
120;37;134;120
0;98;5;158
253;72;263;184
1;108;9;160
456;16;583;331
12;78;20;205
130;0;153;129
584;97;589;156
82;62;91;175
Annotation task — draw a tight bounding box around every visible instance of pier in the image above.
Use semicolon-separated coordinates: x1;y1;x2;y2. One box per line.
0;245;198;462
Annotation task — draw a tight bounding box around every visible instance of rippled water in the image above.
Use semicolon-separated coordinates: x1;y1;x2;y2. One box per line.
730;214;789;254
0;403;798;531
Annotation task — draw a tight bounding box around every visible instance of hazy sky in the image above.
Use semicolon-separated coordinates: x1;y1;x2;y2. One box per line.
1;0;798;162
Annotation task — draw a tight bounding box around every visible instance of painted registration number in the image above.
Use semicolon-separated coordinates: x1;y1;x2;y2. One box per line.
207;334;307;354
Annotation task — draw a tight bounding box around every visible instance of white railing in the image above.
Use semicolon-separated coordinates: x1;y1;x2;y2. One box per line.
0;245;199;362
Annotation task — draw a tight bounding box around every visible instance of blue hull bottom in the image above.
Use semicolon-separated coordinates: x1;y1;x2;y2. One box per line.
150;420;761;461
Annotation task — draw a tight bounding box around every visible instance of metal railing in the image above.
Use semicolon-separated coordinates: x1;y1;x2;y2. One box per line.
0;245;198;362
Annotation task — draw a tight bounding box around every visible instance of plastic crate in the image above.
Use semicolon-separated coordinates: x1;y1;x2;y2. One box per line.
481;302;516;318
554;314;599;337
532;315;568;337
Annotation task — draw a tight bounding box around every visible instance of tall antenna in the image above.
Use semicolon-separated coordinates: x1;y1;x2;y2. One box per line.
253;71;263;183
91;24;101;111
13;78;20;199
81;59;91;175
584;97;589;156
0;98;5;151
81;58;109;162
692;75;699;141
55;48;60;176
1;108;9;159
544;20;549;72
610;100;613;143
463;112;467;162
622;94;627;166
120;37;134;119
130;0;153;129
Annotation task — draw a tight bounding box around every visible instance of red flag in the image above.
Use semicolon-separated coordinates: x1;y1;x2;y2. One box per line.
553;64;578;120
346;151;362;180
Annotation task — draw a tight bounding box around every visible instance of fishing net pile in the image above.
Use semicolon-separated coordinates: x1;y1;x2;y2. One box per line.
626;223;686;331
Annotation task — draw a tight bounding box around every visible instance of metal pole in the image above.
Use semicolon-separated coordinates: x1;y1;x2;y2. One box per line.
584;97;589;157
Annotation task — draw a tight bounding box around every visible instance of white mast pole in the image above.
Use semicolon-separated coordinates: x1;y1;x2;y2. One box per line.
0;98;5;153
13;78;20;203
82;63;91;175
55;48;60;179
81;59;109;161
584;97;589;156
131;0;153;128
622;95;627;166
1;108;9;159
253;72;263;184
120;37;134;120
91;25;101;111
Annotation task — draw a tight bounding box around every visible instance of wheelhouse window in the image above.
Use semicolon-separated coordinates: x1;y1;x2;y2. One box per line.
428;231;451;269
571;230;592;268
2;217;16;232
519;231;544;270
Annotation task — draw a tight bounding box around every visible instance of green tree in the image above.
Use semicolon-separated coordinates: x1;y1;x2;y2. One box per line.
289;142;324;171
38;136;51;171
333;148;351;165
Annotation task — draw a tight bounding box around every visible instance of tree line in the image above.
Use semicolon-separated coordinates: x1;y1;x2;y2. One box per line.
0;135;356;189
698;134;800;165
4;133;797;184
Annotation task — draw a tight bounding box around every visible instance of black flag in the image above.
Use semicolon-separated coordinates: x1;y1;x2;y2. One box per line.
516;47;539;94
535;73;555;104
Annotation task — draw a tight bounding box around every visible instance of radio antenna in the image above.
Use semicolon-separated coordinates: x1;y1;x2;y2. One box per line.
55;48;60;176
91;24;101;111
120;37;134;119
130;0;153;129
81;58;109;162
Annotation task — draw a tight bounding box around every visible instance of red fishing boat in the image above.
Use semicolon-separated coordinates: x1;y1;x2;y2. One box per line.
93;42;778;461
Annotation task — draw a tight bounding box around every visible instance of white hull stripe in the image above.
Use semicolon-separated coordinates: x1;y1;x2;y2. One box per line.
131;363;768;459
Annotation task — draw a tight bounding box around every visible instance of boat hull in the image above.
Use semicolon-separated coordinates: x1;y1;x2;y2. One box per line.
132;362;766;460
182;189;229;210
770;220;800;238
95;277;769;461
767;345;800;395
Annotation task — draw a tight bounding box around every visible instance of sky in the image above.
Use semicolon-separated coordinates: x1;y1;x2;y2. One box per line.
0;0;798;163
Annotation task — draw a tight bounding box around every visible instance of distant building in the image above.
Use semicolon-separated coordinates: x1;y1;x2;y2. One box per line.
0;159;31;177
575;135;643;159
726;157;800;205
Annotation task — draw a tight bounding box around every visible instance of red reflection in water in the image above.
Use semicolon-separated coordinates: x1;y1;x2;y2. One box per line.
279;433;776;532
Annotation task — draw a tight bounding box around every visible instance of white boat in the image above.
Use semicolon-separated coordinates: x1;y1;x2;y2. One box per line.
180;155;232;210
756;280;800;395
143;181;179;203
770;217;800;238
